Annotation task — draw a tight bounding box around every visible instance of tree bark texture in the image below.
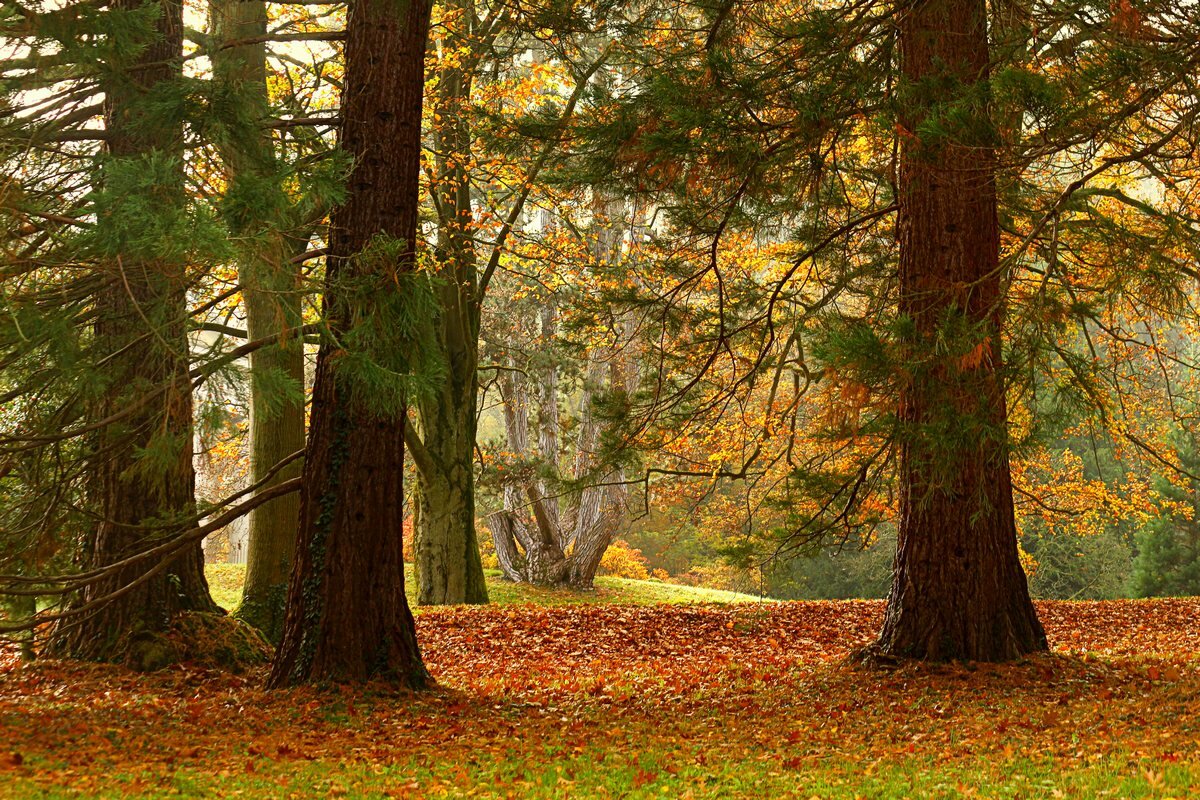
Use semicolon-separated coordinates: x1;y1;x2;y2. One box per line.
411;388;488;604
48;0;220;666
873;0;1047;662
410;0;488;605
268;0;432;687
211;0;307;642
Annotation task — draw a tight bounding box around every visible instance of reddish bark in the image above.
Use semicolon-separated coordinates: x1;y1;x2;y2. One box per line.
873;0;1047;661
268;0;432;687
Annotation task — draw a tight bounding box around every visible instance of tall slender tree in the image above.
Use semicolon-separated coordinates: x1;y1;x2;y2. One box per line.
409;13;610;604
269;0;434;687
871;0;1046;661
408;0;490;605
209;0;308;642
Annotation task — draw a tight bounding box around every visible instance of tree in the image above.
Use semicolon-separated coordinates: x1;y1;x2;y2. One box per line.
209;0;309;642
409;11;611;604
483;194;636;588
1132;429;1200;597
407;0;492;605
47;0;221;666
542;0;1198;636
869;0;1046;661
268;0;434;687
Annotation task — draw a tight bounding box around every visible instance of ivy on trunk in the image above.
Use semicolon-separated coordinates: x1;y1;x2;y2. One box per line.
268;0;433;687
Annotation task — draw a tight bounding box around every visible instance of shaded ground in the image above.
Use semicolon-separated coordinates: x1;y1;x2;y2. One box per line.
3;599;1200;798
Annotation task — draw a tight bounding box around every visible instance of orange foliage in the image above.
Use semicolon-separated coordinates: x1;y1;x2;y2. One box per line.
598;540;651;580
6;601;1200;794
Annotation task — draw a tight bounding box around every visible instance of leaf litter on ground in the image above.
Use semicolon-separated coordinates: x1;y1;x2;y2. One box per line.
3;599;1200;798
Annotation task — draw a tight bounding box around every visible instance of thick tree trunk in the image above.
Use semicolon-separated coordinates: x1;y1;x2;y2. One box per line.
268;0;432;687
4;593;37;660
873;0;1046;662
563;517;616;588
410;4;488;604
48;0;219;667
411;389;488;604
211;0;306;642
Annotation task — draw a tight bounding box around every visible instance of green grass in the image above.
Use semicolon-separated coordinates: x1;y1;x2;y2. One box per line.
9;743;1196;799
204;563;246;612
477;568;769;606
206;563;767;613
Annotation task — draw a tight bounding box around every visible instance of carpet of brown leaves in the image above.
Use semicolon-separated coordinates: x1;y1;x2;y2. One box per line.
2;599;1199;796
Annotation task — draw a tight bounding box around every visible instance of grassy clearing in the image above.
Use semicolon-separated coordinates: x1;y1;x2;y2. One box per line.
4;599;1200;798
477;569;769;606
203;563;246;612
204;563;766;613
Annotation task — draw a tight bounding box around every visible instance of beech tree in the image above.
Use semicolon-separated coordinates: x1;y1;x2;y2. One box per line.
269;0;434;687
208;0;310;642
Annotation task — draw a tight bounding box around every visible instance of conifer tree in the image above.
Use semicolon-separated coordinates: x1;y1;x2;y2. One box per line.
566;0;1200;660
45;0;222;666
269;0;434;686
870;0;1046;661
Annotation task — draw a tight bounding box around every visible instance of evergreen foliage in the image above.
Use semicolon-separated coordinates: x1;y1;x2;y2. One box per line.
1132;431;1200;598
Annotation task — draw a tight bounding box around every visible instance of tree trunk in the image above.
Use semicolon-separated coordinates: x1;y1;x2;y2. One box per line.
411;390;488;604
533;300;564;539
561;355;619;588
486;509;528;580
872;0;1047;662
48;0;219;667
410;4;489;604
487;345;570;586
210;0;306;642
268;0;432;687
4;593;37;660
563;515;616;588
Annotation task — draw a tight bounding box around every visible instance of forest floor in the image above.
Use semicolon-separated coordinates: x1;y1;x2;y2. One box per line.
3;599;1200;798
